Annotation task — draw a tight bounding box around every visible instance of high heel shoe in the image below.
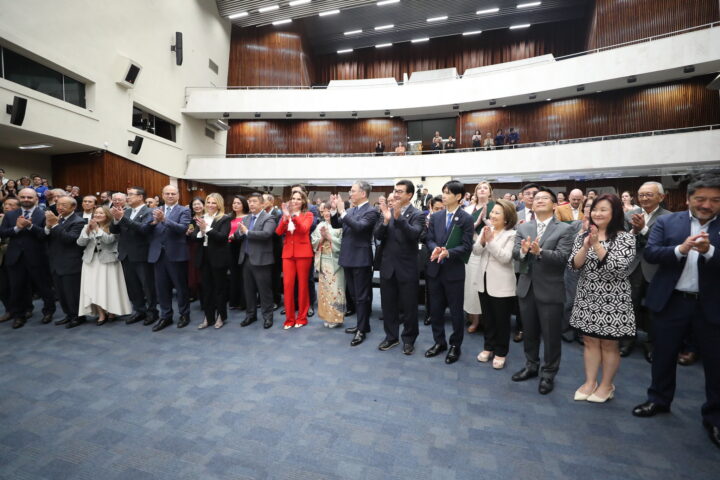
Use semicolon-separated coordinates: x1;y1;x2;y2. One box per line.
587;385;615;403
476;350;494;362
214;318;225;329
198;317;208;329
283;320;295;330
573;383;598;401
467;324;478;334
492;356;506;369
96;316;107;326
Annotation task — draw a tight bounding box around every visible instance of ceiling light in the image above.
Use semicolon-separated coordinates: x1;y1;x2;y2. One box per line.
463;30;482;36
510;24;531;29
377;0;399;5
272;18;292;25
477;7;500;14
19;143;53;150
258;5;280;13
337;48;353;53
427;16;448;22
344;29;362;35
546;98;552;101
319;9;340;16
517;2;541;8
289;0;311;5
228;12;249;19
375;24;394;30
376;43;392;48
411;37;429;43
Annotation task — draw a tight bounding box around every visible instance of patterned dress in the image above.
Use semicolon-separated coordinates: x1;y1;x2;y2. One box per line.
569;230;636;339
311;221;345;326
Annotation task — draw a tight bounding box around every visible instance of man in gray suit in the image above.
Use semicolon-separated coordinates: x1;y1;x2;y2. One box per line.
235;192;277;329
511;186;574;394
623;181;672;361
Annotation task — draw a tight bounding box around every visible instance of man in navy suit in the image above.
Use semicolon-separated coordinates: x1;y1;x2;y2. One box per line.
424;180;474;364
632;174;720;450
374;180;426;355
331;181;380;347
0;188;56;328
147;185;192;331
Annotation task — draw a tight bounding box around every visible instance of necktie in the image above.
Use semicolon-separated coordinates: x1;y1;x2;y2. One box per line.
530;211;536;222
537;221;546;241
248;215;257;230
243;216;256;257
445;212;453;233
23;210;30;219
166;206;172;216
59;216;66;225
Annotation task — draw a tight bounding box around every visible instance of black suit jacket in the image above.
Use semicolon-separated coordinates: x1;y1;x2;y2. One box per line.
425;208;474;282
0;207;50;267
46;213;85;276
110;205;153;262
192;214;232;269
374;205;426;282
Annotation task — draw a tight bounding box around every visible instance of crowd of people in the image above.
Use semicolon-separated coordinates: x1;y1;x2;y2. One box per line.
370;127;521;155
0;172;718;450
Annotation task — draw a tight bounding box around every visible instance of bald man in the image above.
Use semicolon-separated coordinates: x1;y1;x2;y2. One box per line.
555;189;585;222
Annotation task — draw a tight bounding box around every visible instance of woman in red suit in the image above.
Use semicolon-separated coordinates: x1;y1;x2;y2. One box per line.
276;190;315;329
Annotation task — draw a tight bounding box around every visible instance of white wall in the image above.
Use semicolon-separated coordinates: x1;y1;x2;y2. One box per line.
0;0;231;177
0;147;52;182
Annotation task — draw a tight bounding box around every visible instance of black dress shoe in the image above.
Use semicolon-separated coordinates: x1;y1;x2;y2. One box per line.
513;330;524;343
143;316;156;326
619;340;634;357
23;311;33;320
678;352;697;366
263;319;273;329
424;343;447;358
240;317;257;327
308;307;315;318
345;326;358;334
280;308;286;315
41;313;53;324
177;315;190;329
378;339;399;351
66;317;86;329
11;318;25;329
703;420;720;450
344;309;355;317
423;317;431;326
511;367;539;382
561;329;575;343
445;345;461;364
403;343;414;355
632;401;670;417
350;331;366;346
643;343;654;363
126;312;146;325
538;377;554;395
152;317;173;332
55;316;71;326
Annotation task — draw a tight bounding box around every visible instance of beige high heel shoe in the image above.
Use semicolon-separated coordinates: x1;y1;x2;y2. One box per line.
587;385;615;403
574;383;598;401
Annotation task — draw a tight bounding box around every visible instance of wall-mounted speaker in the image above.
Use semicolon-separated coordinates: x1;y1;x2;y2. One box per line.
128;135;143;155
115;55;142;89
171;32;183;66
6;96;27;126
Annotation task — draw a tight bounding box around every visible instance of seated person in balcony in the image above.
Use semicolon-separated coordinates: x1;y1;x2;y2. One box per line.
472;130;482;149
431;131;443;153
494;129;505;148
394;142;406;155
374;140;385;156
483;131;495;150
507;127;520;145
445;136;457;152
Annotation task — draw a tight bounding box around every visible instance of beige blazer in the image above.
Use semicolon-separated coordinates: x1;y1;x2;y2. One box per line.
471;227;516;297
555;203;584;222
77;226;120;264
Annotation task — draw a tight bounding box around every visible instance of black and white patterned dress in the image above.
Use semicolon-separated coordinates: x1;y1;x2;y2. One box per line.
569;230;636;339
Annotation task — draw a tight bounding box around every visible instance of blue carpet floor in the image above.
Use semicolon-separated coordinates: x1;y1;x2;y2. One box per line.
0;298;717;480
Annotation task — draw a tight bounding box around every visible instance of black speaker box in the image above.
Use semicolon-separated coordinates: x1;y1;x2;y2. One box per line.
171;32;183;66
128;135;143;155
6;96;27;126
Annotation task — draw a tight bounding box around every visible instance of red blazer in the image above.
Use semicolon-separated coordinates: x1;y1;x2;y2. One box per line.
275;211;314;259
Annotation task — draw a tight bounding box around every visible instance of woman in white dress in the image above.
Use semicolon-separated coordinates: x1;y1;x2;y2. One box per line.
464;181;495;333
77;206;133;325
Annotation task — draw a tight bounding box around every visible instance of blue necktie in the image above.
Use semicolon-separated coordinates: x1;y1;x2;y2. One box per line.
243;215;256;256
445;212;453;233
23;210;30;219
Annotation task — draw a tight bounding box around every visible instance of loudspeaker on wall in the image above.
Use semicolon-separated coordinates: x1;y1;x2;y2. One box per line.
6;96;27;126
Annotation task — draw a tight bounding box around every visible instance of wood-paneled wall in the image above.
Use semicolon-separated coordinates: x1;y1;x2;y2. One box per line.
459;77;720;146
228;24;315;87
314;21;587;84
227;118;406;154
586;0;720;49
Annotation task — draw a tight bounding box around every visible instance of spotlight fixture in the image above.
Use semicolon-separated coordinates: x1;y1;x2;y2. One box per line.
222;112;230;118
452;104;459;110
489;99;497;105
529;94;537;100
286;112;292;117
254;113;261;118
627;76;637;83
576;85;585;92
384;110;391;115
683;65;695;73
319;112;326;117
351;111;358;117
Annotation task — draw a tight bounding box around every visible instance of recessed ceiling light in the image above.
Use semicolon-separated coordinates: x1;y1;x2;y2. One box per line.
411;37;429;43
319;9;340;16
19;143;53;150
477;7;500;14
228;12;248;19
337;48;353;53
344;29;362;35
375;24;394;30
546;98;552;101
509;24;531;29
376;43;392;48
463;30;482;36
517;2;541;8
427;16;448;22
258;5;279;13
289;0;310;6
377;0;399;5
272;18;292;25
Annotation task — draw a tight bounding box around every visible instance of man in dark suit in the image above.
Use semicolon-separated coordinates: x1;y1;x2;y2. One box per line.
374;180;426;355
44;196;85;328
424;180;474;364
147;185;191;331
632;174;720;450
623;181;672;360
110;186;157;326
330;181;380;347
0;188;56;328
511;187;574;394
0;197;20;323
236;192;277;329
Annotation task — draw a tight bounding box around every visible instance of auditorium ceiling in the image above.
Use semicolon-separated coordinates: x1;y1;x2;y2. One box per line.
217;0;593;54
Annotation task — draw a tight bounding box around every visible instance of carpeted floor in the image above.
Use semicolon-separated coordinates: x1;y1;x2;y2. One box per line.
0;298;716;480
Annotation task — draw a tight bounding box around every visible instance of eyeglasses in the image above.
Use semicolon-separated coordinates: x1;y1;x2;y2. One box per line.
637;193;657;198
393;189;408;194
533;195;553;201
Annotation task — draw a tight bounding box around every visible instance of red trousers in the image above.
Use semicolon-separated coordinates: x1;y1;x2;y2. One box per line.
282;257;313;322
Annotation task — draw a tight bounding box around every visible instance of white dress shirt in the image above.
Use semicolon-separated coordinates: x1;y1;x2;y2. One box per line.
674;211;716;293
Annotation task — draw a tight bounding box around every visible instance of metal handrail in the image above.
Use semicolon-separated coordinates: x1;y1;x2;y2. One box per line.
186;124;719;159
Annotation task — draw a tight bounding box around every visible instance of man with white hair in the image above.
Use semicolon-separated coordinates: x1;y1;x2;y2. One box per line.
555;188;585;222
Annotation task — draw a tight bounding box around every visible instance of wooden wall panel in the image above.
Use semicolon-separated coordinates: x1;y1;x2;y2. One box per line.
586;0;720;49
228;24;315;87
227;118;406;154
314;21;587;84
459;77;720;147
